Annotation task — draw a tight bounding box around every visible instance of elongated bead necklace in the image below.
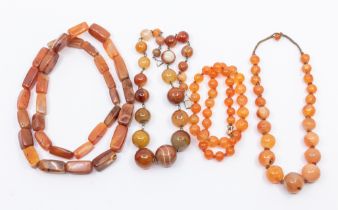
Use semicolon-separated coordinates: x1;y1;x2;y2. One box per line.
17;22;134;174
250;32;320;193
132;29;193;169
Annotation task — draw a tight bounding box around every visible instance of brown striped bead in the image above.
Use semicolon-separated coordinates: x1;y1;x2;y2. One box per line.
122;78;135;104
18;128;33;149
32;47;49;67
92;149;117;171
89;23;110;42
68;22;89;37
88;122;108;144
103;71;116;88
23;146;40;167
17;88;30;110
113;55;129;81
49;146;74;159
104;106;121;127
109;88;120;105
103;38;119;58
94;55;109;74
110;124;128;152
22;66;38;89
118;103;134;126
155;145;177;167
34;131;52;150
67;37;84;48
36;93;47;115
17;110;31;129
51;33;69;52
36;73;49;93
38;159;66;173
74;141;94;159
66;161;93;174
81;41;98;57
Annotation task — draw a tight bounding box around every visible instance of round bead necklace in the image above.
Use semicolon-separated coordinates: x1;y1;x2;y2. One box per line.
132;29;193;169
250;32;320;193
17;22;134;174
188;63;249;161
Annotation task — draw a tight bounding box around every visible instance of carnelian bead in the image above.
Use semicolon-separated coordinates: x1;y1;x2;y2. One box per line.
205;98;215;108
251;75;261;85
228;66;237;74
257;120;271;134
17;89;30;110
304;148;321;164
202;118;212;128
194;73;203;83
302;64;312;73
251;65;261;75
227;116;236;124
190;93;200;102
191;103;201;113
198;141;208;151
257;107;270;120
237;107;249;118
208;68;218;78
215;151;225;161
189;125;200;136
204;149;214;159
235;84;246;94
219;137;232;148
179;83;188;91
135;41;147;53
208;136;219;147
235;119;248;131
208;79;218;89
303;104;316;117
306;94;316;104
225;78;234;86
266;165;284;184
138;56;150;69
301;53;310;64
224;98;233;107
189;114;199;124
208;89;217;98
254;85;264;95
202;66;211;75
189;83;199;92
202;108;212;118
302;164;320;183
255;97;266;106
250;55;260;64
261;134;276;149
303;118;316;131
235;73;245;83
237;95;248;106
226;147;235;156
213;63;223;73
226;88;235;97
227;107;235;116
259;150;275;167
232;130;241;142
304;73;313;84
307;84;317;94
197;129;209;141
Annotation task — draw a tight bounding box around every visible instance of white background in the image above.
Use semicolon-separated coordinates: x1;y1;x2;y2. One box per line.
0;0;337;209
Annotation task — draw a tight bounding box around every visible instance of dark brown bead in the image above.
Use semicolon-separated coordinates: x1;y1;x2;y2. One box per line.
110;124;128;152
109;88;120;105
49;146;74;159
66;161;93;174
81;41;98;57
113;55;129;81
38;159;66;173
178;61;188;72
135;108;151;124
22;66;39;89
152;48;161;57
176;31;189;43
89;23;111;43
67;37;84;48
18;128;33;149
135;148;155;169
32;47;49;67
104;106;121;127
135;88;149;103
167;87;185;104
134;73;147;87
181;45;193;58
118;103;134;126
93;149;117;171
51;33;69;52
122;78;135;104
32;113;45;131
155;145;177;168
164;35;177;48
39;50;59;74
171;130;190;152
17;110;31;128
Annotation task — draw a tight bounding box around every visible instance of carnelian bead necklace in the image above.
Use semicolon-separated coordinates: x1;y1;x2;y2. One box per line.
133;29;192;169
251;33;320;193
17;22;134;174
188;63;249;161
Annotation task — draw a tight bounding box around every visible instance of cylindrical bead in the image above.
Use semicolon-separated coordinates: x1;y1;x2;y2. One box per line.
39;50;59;74
68;22;89;37
32;113;45;131
36;73;49;93
94;55;109;74
88;122;108;144
65;161;93;174
17;88;30;110
92;149;117;171
103;38;119;58
49;146;74;159
118;103;134;126
110;124;128;152
22;66;39;89
17;110;31;129
23;146;40;167
18;128;34;149
113;55;129;81
89;23;110;42
122;78;135;104
38;159;65;173
34;131;52;151
74;141;94;159
104;106;121;127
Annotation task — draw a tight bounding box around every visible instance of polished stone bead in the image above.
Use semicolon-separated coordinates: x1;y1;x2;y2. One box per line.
18;128;33;149
176;31;189;43
164;35;177;47
92;149;117;171
152;48;161;57
89;23;111;42
23;146;40;167
36;93;47;115
304;148;321;164
284;172;304;194
17;110;31;128
171;110;189;127
22;66;38;89
109;88;120;105
104;38;119;58
258;150;275;167
161;50;176;64
302;164;320;183
49;146;74;159
181;45;193;58
155;145;177;167
162;68;177;84
178;61;188;72
51;33;69;52
34;131;52;151
88;122;107;144
74;141;94;159
134;73;147;87
38;159;65;173
32;47;49;67
66;161;93;174
113;55;129;81
135;148;154;169
171;130;190;152
94;55;109;74
36;73;49;93
81;41;98;57
118;103;134;126
110;124;128;152
167;87;185;104
135;108;151;124
135;88;149;103
17;88;30;110
39;50;59;74
32;113;45;131
104;106;121;127
122;78;135;104
68;22;89;37
132;130;150;148
103;71;116;88
67;37;84;48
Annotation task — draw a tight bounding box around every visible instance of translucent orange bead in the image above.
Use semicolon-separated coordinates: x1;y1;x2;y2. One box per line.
307;84;317;94
303;104;316;117
250;55;260;64
225;78;234;86
235;73;245;83
228;66;237;74
205;98;215;108
261;134;276;149
251;65;261;75
179;83;188;91
224;98;233;107
304;131;319;147
301;53;310;64
251;75;261;85
257;120;271;134
194;73;204;83
208;89;217;98
226;147;235;156
135;41;147;53
189;83;199;92
215;151;225;161
197;129;209;141
235;119;248;131
198;141;208;151
202;118;212;128
259;150;275;167
303;118;316;131
190;93;200;102
213;63;223;73
202;108;212;118
219;137;232;149
189;125;200;136
189;114;199;124
202;66;211;75
191;103;201;113
304;73;313;84
208;68;218;78
235;84;246;94
227;116;235;124
204;149;214;159
208;79;218;89
138;56;150;69
208;136;218;147
227;107;235;116
237;107;249;118
302;64;312;73
254;85;264;95
237;95;248;106
266;165;284;184
255;97;266;106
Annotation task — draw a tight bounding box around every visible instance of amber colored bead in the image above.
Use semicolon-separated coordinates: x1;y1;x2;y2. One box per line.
109;88;120;105
113;55;129;81
135;108;151;124
89;23;110;42
36;93;47;115
237;107;249;118
194;73;203;83
253;85;264;96
135;88;149;103
162;68;177;83
155;145;177;167
23;146;40;167
135;148;155;169
73;141;94;159
138;56;151;69
284;172;304;194
104;106;121;127
39;50;59;74
110;124;128;152
122;78;135;104
22;66;39;89
302;118;316;131
306;94;316;104
17;89;30;110
103;38;119;58
134;73;147;87
92;149;117;171
302;164;320;183
266;165;284;184
255;97;266;107
172;110;189;127
191;103;201;114
49;146;74;159
189;114;199;125
208;89;217;98
176;31;189;43
190;93;200;102
171;130;190;152
181;45;193;58
208;136;219;147
251;75;261;85
307;84;317;94
303;104;315;117
118;103;134;126
202;108;212;118
257;106;270;120
304;132;319;147
88;122;107;145
258;150;275;167
215;151;225;161
189;83;199;92
251;65;260;75
189;125;200;136
304;73;313;84
235;84;246;94
103;71;116;89
66;161;93;174
219;137;232;149
197;129;209;141
132;130;150;148
179;83;188;91
302;64;312;73
205;98;215;108
198;141;208;151
304;148;321;164
79;41;97;57
156;36;165;45
257;120;271;134
68;37;84;49
17;110;31;129
261;134;276;149
250;55;260;64
36;73;49;93
235;119;248;131
32;113;45;131
227;116;235;124
94;55;109;74
208;79;218;89
68;22;89;37
164;35;177;47
237;95;248;106
167;87;185;104
18;128;33;149
178;61;188;72
135;41;147;53
226;88;234;97
204;149;214;159
301;53;310;64
34;131;52;151
152;28;162;37
38;159;65;173
51;33;69;53
32;47;49;67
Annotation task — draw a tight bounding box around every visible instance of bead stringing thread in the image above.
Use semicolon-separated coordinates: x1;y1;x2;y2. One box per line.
17;22;135;174
251;32;320;193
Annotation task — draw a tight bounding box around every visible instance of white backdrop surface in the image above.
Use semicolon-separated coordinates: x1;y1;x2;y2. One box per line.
0;0;337;209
